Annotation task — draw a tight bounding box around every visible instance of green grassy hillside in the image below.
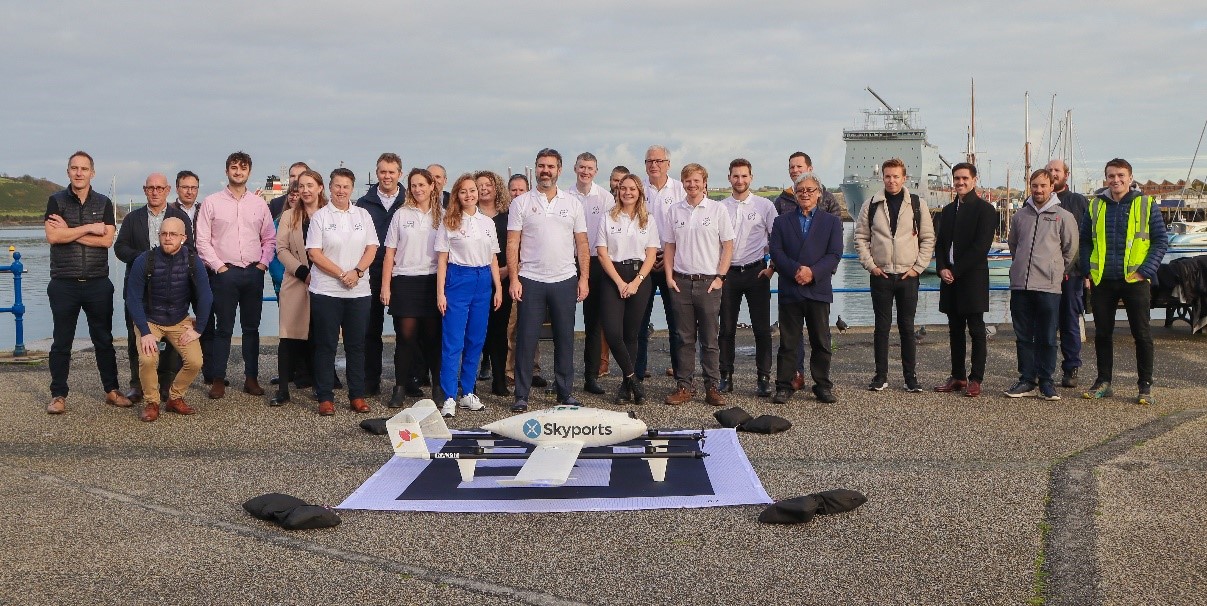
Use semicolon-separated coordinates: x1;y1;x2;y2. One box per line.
0;175;63;223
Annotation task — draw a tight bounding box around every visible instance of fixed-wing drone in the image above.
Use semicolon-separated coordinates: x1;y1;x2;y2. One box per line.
386;400;706;486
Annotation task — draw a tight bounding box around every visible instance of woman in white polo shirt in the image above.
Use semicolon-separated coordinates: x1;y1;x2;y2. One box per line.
380;168;443;408
435;174;503;418
305;168;379;417
596;173;659;404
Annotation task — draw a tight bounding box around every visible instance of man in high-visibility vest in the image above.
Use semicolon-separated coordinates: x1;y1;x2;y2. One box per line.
1079;158;1168;404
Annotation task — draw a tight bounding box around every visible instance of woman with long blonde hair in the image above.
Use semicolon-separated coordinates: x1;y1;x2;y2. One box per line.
595;173;659;403
434;173;503;417
380;168;444;407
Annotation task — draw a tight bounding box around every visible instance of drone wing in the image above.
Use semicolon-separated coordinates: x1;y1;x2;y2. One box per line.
498;440;584;486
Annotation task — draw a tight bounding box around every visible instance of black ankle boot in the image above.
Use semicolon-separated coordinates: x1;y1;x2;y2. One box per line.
756;375;773;398
269;390;290;406
615;375;633;403
628;375;645;404
388;385;406;408
719;372;733;393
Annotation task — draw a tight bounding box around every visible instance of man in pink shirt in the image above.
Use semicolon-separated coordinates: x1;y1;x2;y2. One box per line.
194;151;276;399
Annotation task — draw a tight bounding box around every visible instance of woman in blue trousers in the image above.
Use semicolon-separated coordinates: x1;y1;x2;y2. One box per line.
436;173;503;417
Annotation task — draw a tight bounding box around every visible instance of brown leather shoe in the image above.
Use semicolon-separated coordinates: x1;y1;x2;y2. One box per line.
165;398;196;415
106;390;133;408
349;398;370;413
243;377;266;396
665;368;674;377
964;381;982;398
317;400;335;416
790;372;805;391
47;396;67;414
705;387;726;407
208;380;226;399
664;386;695;405
934;377;968;393
139;403;159;422
122;386;144;404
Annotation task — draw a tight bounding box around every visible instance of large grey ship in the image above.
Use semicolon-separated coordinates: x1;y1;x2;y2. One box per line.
841;88;952;219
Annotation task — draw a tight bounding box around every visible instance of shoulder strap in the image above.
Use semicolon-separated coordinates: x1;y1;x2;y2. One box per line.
866;198;881;234
910;194;921;234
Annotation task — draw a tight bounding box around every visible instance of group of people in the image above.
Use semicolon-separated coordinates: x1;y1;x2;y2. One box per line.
41;147;1167;422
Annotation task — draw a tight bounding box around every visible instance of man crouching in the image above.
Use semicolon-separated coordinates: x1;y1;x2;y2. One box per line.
125;217;212;421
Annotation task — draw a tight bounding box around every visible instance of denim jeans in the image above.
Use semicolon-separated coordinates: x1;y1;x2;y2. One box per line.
1010;289;1061;384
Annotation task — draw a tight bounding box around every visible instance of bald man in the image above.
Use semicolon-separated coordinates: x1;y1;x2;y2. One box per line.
115;173;194;404
125;217;212;421
1046;159;1089;388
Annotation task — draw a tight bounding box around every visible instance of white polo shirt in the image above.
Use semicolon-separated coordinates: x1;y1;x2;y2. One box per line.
645;177;686;244
435;211;499;267
721;194;777;266
597;211;661;263
384;204;438;276
306;203;379;298
567;182;614;256
507;188;587;283
665;197;736;276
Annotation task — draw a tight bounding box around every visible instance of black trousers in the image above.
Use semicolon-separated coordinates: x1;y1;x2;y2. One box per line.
946;312;987;382
125;307;181;394
636;269;681;378
1089;278;1154;386
311;293;370;401
870;273;919;380
599;263;653;378
513;276;577;402
203;265;265;380
483;277;513;388
48;277;120;397
719;261;772;377
582;256;604;380
363;265;386;391
775;298;832;391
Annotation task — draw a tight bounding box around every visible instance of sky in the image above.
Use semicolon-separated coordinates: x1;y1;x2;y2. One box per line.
3;1;1206;205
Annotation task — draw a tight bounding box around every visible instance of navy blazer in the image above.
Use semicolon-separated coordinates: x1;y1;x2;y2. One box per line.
115;204;194;267
769;208;843;303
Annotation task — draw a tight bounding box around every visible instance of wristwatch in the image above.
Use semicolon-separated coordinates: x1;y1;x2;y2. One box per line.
715;274;726;282
354;267;364;277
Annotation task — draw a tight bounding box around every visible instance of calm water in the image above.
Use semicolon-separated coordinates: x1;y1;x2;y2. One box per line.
0;224;1017;347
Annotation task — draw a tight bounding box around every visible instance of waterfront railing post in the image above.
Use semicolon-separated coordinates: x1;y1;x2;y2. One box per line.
11;251;25;356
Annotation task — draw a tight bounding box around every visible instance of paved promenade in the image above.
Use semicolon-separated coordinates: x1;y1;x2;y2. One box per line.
1;321;1204;605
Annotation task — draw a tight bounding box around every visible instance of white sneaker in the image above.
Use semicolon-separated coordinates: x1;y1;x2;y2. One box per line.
440;397;457;418
459;393;485;411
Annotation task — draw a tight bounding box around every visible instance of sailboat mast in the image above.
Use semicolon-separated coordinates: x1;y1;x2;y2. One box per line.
1024;92;1032;178
969;78;977;165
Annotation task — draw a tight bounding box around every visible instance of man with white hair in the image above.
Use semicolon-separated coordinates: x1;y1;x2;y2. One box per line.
635;144;686;382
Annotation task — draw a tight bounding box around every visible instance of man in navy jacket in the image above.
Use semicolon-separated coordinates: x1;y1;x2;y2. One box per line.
768;173;843;403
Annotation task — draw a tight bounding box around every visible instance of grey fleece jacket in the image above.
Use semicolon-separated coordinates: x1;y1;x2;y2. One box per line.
1007;197;1078;294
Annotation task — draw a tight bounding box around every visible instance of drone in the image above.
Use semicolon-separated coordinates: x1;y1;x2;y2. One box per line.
386;400;707;486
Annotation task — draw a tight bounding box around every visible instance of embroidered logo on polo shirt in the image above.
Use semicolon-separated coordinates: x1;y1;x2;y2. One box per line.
558;208;569;218
702;217;712;227
746;212;757;221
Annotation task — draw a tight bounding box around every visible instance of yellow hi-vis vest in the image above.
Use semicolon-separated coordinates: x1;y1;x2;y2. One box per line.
1087;194;1155;285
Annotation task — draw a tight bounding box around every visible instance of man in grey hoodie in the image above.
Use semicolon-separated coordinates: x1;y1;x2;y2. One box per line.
1005;169;1078;400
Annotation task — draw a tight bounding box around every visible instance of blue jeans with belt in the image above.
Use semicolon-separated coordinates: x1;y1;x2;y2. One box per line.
440;264;492;400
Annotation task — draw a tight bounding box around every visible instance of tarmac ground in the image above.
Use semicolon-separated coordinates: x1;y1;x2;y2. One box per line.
1;319;1204;605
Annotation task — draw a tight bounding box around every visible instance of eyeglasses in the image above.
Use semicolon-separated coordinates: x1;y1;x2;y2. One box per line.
143;186;170;192
798;187;820;194
159;232;185;238
177;185;199;192
644;159;669;165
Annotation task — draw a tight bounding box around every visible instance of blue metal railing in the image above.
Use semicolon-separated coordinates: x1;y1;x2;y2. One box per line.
0;250;26;356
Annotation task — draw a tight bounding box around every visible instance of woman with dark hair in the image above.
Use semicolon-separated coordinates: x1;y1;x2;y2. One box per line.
435;173;502;417
595;173;659;403
306;168;379;416
475;170;513;396
268;181;299;297
271;172;325;406
380;168;444;407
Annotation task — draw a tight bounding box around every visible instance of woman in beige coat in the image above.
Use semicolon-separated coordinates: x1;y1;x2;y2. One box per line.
271;170;327;405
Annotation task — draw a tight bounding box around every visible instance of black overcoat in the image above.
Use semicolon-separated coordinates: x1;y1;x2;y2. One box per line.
935;193;998;315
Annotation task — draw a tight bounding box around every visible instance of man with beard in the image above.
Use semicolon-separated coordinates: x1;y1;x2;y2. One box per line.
507;149;590;412
1046;159;1089;388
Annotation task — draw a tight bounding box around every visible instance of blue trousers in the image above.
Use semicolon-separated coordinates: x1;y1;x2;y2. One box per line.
513;275;577;402
311;293;370;402
440;264;492;400
1058;276;1085;373
1011;290;1061;385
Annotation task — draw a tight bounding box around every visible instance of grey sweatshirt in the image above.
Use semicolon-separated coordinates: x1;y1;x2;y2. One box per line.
1007;196;1078;294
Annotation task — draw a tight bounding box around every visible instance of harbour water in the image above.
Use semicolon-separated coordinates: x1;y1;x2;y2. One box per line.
0;224;1019;347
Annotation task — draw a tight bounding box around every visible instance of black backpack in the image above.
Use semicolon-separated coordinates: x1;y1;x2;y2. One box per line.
867;193;921;236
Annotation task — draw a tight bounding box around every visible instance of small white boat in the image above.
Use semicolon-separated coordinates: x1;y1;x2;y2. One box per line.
1166;221;1207;262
